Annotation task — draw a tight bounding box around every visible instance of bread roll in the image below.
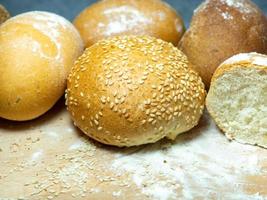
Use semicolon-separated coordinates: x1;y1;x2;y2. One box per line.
179;0;267;87
0;4;10;24
73;0;185;47
0;11;84;121
206;52;267;148
66;35;206;147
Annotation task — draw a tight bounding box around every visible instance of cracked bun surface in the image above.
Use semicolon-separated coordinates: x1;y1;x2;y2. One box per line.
66;35;206;147
179;0;267;87
0;11;84;121
73;0;185;47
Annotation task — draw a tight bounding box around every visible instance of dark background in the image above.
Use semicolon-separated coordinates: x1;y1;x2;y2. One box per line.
1;0;267;27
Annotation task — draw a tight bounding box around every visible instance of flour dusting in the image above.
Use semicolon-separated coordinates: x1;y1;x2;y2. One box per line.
31;149;43;161
100;6;152;36
112;111;265;200
221;52;267;67
221;12;233;20
222;0;257;14
194;0;258;19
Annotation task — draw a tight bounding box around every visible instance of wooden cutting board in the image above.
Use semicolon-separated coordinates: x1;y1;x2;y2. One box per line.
0;99;267;200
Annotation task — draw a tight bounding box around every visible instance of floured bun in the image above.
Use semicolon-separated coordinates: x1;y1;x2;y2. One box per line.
179;0;267;87
206;52;267;148
66;35;206;147
73;0;185;47
0;4;10;24
0;11;84;121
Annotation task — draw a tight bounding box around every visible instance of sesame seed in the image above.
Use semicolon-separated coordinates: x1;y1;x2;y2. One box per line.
101;96;106;104
139;80;144;84
115;98;119;104
113;106;118;112
94;120;99;125
150;113;156;118
156;112;161;116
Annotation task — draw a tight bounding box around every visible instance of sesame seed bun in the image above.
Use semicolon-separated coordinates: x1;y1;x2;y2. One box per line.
0;4;10;24
0;11;84;121
206;52;267;148
66;35;206;147
179;0;267;87
73;0;185;47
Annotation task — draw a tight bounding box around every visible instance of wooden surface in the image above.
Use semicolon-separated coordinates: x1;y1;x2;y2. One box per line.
0;98;267;200
1;1;267;199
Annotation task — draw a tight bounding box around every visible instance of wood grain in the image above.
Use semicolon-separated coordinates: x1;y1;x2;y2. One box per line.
0;99;266;200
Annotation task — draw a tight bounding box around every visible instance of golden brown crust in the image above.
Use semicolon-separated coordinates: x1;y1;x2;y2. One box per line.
0;4;10;24
211;53;267;82
66;35;206;147
0;12;84;121
74;0;185;47
179;0;267;87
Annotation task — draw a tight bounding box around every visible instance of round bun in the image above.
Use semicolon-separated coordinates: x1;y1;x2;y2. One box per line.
66;35;206;147
0;11;84;121
206;52;267;148
73;0;185;47
0;4;10;24
179;0;267;87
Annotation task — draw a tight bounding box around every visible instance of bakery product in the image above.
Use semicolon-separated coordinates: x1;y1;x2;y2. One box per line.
0;4;10;24
66;35;206;147
206;52;267;148
0;11;84;121
73;0;185;47
179;0;267;87
67;36;205;147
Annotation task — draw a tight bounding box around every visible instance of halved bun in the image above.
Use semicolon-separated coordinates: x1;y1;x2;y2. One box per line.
206;52;267;148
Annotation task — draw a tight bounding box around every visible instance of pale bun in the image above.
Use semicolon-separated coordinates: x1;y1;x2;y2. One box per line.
73;0;185;47
66;35;206;147
206;52;267;148
0;11;84;121
179;0;267;87
0;4;10;24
